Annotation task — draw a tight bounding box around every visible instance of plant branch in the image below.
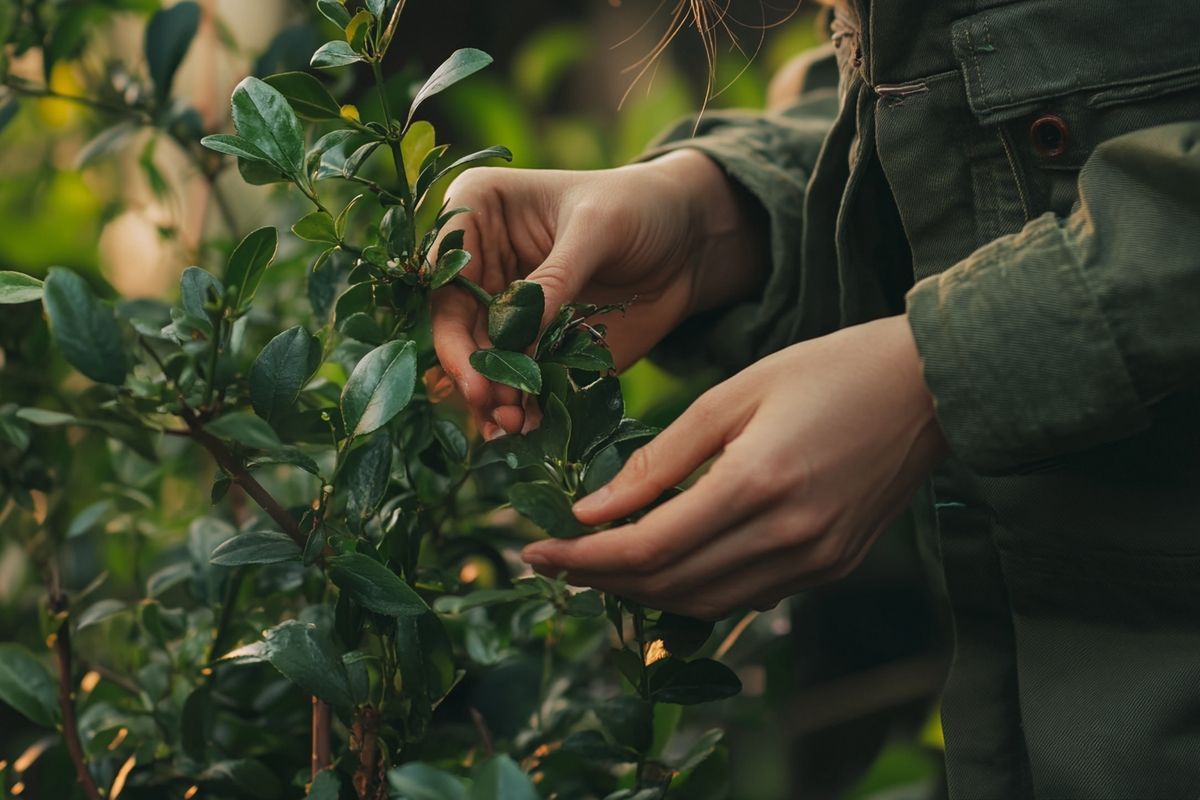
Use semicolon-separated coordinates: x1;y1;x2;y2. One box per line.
312;698;332;779
452;275;493;306
179;409;304;548
48;591;103;800
3;76;152;122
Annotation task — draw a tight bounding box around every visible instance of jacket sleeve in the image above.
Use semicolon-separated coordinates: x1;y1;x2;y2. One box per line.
636;89;840;372
906;121;1200;474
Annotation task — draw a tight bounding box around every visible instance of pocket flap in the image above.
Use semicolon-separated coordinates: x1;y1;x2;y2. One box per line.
951;0;1200;124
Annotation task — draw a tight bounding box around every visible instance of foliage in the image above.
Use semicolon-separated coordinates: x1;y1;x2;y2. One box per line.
0;2;741;798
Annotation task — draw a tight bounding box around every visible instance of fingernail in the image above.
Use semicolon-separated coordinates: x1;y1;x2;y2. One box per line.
484;424;505;441
522;549;550;569
573;487;610;516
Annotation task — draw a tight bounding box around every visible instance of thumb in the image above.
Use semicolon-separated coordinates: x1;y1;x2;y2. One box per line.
523;215;602;328
572;393;730;525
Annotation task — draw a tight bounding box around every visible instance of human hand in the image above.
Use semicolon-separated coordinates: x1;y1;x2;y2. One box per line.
431;149;766;438
520;315;949;620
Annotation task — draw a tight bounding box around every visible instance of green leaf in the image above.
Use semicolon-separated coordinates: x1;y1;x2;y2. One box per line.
487;280;544;351
380;204;413;258
42;268;128;385
316;0;351;28
508;481;588;539
263;71;342;120
340;431;392;519
545;328;614;372
249;326;322;423
401;121;436;187
180;265;222;316
308;769;342;800
365;0;386;17
181;686;213;761
597;696;653;754
407;48;493;126
340;340;418;439
327;553;428;617
0;271;43;304
648;657;742;705
0;644;59;728
261;620;354;710
13;408;76;426
429;248;471;289
225;226;278;311
210;531;302;566
436;145;513;181
388;763;468;800
75;598;128;631
470;755;538;800
230;77;306;178
311;40;365;68
335;194;364;239
201;133;273;165
205;412;284;451
649;614;714;660
568;376;624;462
145;1;200;103
469;349;541;395
292;211;340;245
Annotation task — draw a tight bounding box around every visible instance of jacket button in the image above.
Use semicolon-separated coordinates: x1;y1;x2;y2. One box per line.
1030;114;1069;157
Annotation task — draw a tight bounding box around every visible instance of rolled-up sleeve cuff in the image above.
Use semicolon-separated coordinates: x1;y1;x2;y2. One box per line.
905;213;1149;475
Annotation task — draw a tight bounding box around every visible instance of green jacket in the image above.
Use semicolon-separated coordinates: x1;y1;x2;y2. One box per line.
647;1;1200;796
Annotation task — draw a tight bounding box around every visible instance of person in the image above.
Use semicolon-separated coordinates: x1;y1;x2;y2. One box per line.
432;1;1200;795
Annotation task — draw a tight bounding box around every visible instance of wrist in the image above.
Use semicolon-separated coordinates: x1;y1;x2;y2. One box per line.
639;149;770;316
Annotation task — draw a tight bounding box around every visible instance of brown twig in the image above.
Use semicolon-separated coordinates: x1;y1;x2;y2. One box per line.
48;589;103;800
469;707;495;758
350;706;386;800
312;698;333;779
179;408;304;548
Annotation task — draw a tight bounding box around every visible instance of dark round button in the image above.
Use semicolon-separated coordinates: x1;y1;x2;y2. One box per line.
1030;114;1069;157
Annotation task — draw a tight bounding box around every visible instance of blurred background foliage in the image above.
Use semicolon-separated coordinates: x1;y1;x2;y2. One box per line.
0;1;946;797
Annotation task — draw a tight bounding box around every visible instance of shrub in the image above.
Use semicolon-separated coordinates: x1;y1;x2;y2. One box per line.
0;2;739;798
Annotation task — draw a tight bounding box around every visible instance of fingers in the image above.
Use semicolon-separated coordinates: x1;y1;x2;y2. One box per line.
521;450;759;577
570;392;739;526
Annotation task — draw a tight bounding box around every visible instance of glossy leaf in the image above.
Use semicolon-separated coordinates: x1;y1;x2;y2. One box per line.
648;657;742;705
42;268;128;385
407;48;493;126
311;40;364;68
568;377;624;462
436;145;513;181
327;553;428;617
545;328;614;372
261;620;354;710
340;431;392;519
487;280;544;351
263;71;342;120
429;248;471;289
225;226;278;311
316;0;351;27
249;326;322;423
508;481;588;538
340;339;417;439
470;755;538;800
0;271;43;304
230;77;306;178
388;763;468;800
292;211;340;245
201;133;275;165
0;644;59;728
469;349;542;395
309;769;342;800
210;531;301;566
205;412;284;451
145;2;200;103
179;265;223;324
365;0;386;17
